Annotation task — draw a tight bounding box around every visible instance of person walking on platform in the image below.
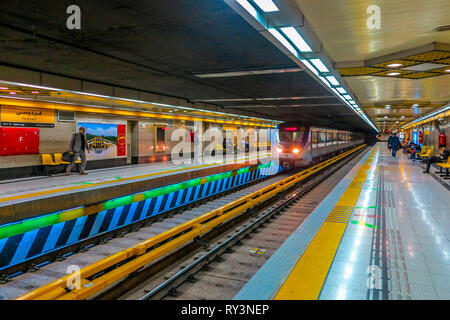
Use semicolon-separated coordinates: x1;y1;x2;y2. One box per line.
389;133;401;157
387;134;394;151
66;126;90;176
423;145;450;173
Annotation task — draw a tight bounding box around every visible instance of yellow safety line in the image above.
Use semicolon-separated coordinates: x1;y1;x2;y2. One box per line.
16;145;365;300
274;147;377;300
0;154;269;203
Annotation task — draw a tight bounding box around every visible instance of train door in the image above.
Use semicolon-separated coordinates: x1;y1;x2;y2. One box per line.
311;129;318;157
155;126;166;153
130;121;139;164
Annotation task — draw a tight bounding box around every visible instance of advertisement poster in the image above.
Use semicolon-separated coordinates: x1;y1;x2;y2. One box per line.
117;124;126;157
77;123;126;160
1;106;55;128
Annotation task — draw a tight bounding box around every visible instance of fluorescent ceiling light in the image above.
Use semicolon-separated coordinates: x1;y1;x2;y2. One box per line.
309;59;329;72
336;87;346;94
280;27;312;52
343;95;351;100
387;63;403;68
325;76;339;86
252;0;279;12
300;59;319;76
196;98;254;102
255;96;330;101
350;101;357;104
319;77;331;88
387;72;400;76
195;67;302;78
268;28;297;56
236;0;258;18
402;63;448;72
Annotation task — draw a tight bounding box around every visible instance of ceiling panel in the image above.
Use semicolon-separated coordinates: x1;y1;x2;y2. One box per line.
293;0;450;131
0;0;373;131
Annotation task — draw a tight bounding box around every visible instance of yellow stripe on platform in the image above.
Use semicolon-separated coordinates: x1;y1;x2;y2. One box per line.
274;148;377;300
0;154;268;203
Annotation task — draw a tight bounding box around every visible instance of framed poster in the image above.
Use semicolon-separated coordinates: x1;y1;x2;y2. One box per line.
77;123;127;160
1;106;55;128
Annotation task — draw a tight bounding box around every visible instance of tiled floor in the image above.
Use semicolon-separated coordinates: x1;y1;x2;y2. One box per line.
319;144;450;300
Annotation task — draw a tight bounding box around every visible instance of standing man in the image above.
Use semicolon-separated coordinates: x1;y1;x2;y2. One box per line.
66;126;90;175
387;134;393;150
389;133;401;157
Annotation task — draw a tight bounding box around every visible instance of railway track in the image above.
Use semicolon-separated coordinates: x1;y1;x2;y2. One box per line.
0;167;291;299
10;145;366;300
111;146;368;300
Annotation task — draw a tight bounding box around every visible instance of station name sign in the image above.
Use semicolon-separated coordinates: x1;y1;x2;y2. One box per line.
0;106;55;128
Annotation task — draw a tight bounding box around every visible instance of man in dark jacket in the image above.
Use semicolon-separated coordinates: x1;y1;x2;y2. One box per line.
387;135;393;150
388;133;401;157
423;145;450;173
66;126;90;175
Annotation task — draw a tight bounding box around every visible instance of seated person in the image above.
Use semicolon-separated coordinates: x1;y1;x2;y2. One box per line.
403;140;412;153
423;145;450;173
410;143;421;161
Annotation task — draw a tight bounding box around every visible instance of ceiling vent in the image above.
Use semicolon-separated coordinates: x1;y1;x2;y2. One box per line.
58;110;75;122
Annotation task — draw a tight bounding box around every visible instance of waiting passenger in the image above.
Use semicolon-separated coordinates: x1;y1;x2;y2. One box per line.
410;143;421;161
423;145;450;173
66;126;90;176
389;133;401;157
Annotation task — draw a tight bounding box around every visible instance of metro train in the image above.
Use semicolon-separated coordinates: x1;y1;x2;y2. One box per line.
275;122;365;167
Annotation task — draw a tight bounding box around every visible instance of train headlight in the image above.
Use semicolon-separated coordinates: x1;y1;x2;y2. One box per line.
276;147;283;153
293;148;300;154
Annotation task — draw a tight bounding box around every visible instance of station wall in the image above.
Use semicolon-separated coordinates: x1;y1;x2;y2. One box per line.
405;116;449;155
0;104;272;180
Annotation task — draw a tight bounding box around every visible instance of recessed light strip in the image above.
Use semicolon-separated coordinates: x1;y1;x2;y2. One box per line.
268;28;298;56
230;1;378;131
252;0;279;12
280;27;312;52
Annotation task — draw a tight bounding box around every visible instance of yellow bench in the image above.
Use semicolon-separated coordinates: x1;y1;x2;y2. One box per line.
417;147;433;160
41;153;81;166
416;146;429;157
54;153;81;165
41;153;81;175
436;157;450;178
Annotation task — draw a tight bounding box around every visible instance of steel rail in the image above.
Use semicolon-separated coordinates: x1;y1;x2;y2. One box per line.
0;163;281;283
16;145;365;300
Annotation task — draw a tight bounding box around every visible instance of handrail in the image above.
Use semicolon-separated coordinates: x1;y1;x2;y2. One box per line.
17;144;365;300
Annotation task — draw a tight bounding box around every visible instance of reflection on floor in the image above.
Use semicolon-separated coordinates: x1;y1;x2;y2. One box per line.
319;145;450;300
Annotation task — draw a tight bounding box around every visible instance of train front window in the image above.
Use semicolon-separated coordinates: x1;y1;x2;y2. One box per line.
280;131;304;145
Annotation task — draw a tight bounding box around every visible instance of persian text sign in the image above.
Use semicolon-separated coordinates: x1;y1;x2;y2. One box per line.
1;106;55;128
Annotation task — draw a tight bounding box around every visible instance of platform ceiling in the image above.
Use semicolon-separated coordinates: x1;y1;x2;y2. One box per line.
0;0;374;132
293;0;450;132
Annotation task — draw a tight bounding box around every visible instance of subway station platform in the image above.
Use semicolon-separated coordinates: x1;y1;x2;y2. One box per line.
0;152;271;224
235;143;450;300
